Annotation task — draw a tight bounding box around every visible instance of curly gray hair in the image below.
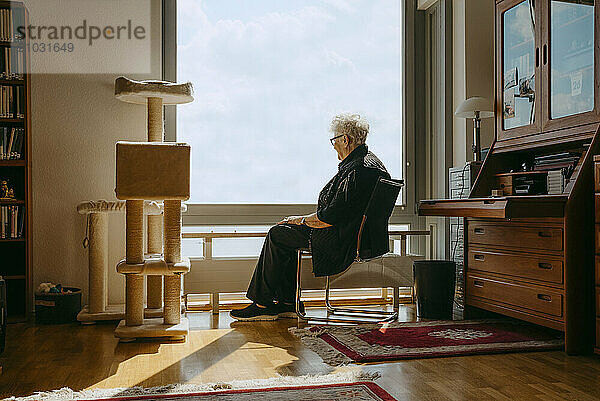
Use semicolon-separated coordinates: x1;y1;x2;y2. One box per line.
330;113;369;145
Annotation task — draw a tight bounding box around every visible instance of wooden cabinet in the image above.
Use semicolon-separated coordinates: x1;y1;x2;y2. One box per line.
420;144;597;354
418;0;600;355
497;0;600;142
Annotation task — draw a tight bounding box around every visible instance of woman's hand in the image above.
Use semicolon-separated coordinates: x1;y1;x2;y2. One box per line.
277;213;332;228
277;215;305;225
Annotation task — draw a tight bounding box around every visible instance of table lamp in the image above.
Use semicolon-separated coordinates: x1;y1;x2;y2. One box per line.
455;97;494;162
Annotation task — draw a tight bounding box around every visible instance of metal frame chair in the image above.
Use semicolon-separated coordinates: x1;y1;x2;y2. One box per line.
295;177;404;324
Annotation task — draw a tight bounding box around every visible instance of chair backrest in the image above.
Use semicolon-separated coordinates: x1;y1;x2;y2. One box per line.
356;177;404;260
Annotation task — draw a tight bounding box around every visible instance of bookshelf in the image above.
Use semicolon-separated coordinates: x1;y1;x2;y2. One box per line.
0;1;29;323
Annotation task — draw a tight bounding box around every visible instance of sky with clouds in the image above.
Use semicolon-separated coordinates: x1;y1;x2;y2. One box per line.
177;0;402;203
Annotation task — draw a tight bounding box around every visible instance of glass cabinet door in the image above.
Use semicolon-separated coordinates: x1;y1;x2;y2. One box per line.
545;0;596;128
499;0;541;138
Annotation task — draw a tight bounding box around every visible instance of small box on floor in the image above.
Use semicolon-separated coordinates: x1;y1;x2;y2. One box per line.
35;285;81;324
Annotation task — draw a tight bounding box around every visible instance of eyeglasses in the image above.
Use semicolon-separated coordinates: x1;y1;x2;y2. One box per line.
329;134;345;146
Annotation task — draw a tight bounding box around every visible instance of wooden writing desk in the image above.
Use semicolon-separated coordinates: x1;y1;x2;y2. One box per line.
418;0;600;355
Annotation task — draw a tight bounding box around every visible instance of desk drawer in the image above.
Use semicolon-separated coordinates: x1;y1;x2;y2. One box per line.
466;275;563;318
468;249;563;285
468;222;563;252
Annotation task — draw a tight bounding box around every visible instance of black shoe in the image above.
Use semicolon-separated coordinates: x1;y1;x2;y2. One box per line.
277;301;305;318
230;303;279;321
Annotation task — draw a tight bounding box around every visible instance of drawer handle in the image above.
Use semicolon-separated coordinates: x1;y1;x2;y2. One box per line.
474;254;485;261
538;262;552;270
538;231;553;238
537;294;552;302
473;280;484;288
474;228;485;234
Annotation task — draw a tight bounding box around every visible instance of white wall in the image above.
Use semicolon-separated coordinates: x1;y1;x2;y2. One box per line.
30;1;162;306
452;0;495;166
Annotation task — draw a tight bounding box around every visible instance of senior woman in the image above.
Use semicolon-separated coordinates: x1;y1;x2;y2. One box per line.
231;113;391;321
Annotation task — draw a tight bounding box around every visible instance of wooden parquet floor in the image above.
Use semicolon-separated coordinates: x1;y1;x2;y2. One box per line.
1;305;600;400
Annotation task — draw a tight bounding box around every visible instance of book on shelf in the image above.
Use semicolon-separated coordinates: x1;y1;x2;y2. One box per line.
0;86;25;118
15;85;23;117
0;47;24;80
0;205;23;239
0;127;24;159
0;8;27;105
0;8;23;44
533;151;581;178
0;9;12;43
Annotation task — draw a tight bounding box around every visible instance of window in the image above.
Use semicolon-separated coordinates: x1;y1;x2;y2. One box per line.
182;223;410;258
176;0;403;204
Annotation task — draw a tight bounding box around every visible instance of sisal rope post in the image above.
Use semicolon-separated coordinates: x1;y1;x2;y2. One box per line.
147;214;163;309
163;200;181;263
147;214;163;252
126;200;144;264
164;275;181;325
147;97;164;311
147;97;164;142
163;200;181;324
88;213;108;314
125;200;144;326
126;274;144;326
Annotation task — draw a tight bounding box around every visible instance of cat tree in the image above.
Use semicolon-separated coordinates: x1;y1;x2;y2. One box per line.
113;77;194;341
76;200;176;324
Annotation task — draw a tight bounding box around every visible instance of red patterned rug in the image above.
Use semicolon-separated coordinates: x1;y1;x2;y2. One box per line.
290;319;564;365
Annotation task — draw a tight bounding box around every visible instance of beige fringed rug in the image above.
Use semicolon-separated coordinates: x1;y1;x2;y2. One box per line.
4;372;396;401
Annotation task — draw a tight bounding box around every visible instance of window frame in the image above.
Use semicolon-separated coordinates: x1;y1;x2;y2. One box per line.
162;0;420;237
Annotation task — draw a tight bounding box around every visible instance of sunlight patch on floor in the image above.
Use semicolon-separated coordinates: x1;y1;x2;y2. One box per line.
84;329;244;390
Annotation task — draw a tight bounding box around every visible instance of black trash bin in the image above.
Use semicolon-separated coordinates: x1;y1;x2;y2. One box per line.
413;260;456;319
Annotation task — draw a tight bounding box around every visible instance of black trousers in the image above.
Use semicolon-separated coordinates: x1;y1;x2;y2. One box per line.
246;224;311;306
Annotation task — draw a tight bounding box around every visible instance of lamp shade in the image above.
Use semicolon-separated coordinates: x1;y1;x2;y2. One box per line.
455;97;494;119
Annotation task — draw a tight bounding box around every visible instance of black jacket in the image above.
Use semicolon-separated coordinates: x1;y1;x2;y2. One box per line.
310;144;391;277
